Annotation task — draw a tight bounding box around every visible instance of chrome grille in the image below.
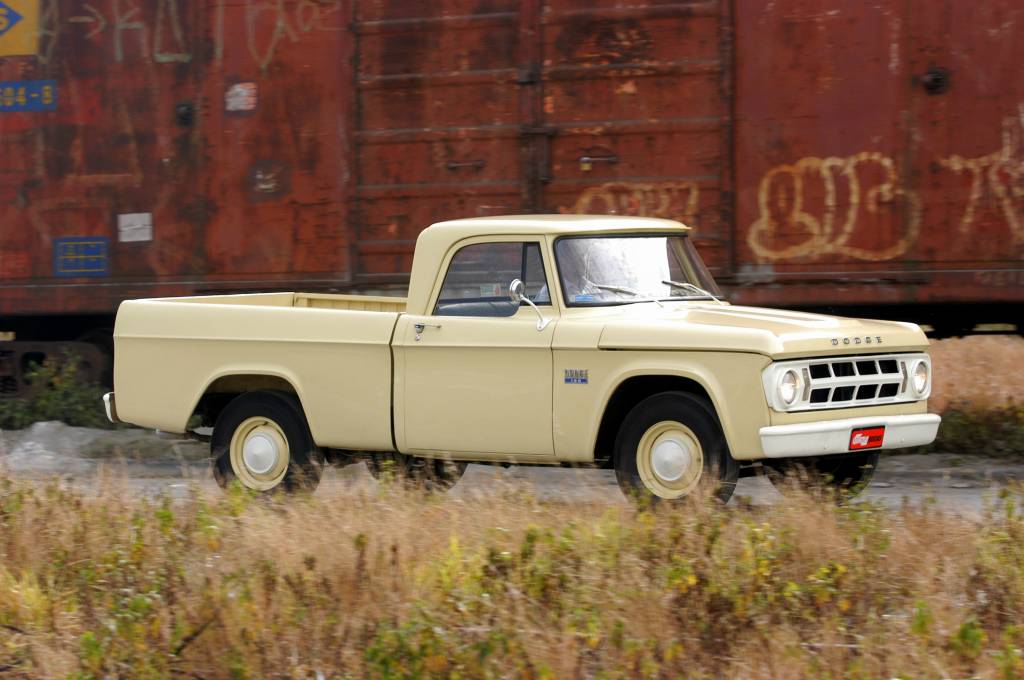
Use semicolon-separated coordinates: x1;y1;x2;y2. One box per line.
762;353;930;412
806;357;903;405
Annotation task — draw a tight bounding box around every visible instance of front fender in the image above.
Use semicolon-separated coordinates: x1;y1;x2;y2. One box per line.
552;350;773;462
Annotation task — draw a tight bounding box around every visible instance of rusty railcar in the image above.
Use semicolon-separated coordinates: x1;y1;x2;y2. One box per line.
0;0;1022;394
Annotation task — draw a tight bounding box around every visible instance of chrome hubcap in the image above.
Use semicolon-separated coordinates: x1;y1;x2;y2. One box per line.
651;437;692;482
636;420;705;499
242;433;279;475
229;417;290;491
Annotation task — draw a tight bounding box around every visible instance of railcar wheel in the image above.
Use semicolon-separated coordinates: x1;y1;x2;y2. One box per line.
614;392;738;504
764;452;880;501
212;391;324;493
367;453;467;492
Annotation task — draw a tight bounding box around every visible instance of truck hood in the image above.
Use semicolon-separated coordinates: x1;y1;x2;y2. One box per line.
596;304;929;358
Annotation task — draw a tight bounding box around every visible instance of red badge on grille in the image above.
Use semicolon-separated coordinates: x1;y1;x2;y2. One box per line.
849;426;885;451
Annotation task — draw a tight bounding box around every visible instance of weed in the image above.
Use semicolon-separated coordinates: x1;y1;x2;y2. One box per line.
0;477;1021;677
0;353;112;430
915;402;1024;457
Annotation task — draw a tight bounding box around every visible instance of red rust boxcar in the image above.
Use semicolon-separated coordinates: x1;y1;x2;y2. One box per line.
1;0;1022;394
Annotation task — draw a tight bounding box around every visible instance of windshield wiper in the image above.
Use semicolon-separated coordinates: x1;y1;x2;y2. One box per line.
662;280;726;305
594;284;665;308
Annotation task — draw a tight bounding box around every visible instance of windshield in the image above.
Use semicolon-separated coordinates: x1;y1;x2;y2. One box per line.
554;234;723;306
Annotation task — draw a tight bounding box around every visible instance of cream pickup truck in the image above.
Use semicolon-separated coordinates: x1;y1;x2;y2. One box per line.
105;215;940;502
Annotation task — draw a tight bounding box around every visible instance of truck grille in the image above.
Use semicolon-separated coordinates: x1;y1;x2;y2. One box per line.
762;353;930;412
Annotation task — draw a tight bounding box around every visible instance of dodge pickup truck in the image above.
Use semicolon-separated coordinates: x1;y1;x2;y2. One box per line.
105;215;940;502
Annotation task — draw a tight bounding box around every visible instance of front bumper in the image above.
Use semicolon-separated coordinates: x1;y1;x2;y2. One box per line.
759;413;940;458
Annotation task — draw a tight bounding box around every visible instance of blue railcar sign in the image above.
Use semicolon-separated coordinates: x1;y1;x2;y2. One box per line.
53;237;109;277
0;79;56;112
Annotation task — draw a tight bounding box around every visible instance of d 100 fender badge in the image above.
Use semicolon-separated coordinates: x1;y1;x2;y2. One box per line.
564;369;588;385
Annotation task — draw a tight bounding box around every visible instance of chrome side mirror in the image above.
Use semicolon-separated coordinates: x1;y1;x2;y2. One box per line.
509;278;550;331
508;278;525;303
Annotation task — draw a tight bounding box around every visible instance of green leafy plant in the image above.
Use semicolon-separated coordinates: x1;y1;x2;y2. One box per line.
0;352;112;430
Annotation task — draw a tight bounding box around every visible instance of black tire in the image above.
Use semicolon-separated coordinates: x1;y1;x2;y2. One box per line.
211;390;324;493
764;452;880;501
366;453;467;492
613;391;739;504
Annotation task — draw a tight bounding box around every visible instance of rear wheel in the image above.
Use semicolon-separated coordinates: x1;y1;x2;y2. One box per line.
614;392;738;504
367;453;466;492
212;391;324;493
765;452;880;500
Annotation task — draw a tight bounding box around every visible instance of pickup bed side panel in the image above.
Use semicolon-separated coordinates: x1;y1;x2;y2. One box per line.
114;300;399;450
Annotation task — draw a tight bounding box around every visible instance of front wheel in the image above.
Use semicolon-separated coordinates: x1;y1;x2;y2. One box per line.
212;391;324;493
614;392;739;504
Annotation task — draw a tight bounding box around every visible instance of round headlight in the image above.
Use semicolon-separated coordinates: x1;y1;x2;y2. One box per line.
912;360;930;396
778;369;800;405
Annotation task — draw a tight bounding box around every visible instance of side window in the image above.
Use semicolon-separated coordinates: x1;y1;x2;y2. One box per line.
435;242;550;317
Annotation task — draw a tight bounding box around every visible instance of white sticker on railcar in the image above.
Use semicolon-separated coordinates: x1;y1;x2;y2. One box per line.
117;212;153;242
225;82;258;112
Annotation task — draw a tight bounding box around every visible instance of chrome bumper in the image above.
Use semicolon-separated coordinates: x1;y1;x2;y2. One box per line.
103;392;121;424
759;414;940;458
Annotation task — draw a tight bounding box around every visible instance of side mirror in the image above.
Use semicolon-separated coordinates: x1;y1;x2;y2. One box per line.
508;278;550;331
508;278;526;303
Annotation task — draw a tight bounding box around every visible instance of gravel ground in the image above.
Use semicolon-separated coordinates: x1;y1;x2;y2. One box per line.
1;422;1020;516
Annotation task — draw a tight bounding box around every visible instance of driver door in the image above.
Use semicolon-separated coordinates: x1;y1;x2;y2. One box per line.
394;239;556;457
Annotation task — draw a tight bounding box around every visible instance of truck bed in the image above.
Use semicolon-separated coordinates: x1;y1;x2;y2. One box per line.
113;292;405;451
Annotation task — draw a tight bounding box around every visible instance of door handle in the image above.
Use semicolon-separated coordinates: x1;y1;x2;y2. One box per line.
413;322;442;341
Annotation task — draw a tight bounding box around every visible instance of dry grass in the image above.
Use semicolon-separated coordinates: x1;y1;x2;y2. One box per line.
929;335;1024;412
922;336;1024;456
0;474;1023;679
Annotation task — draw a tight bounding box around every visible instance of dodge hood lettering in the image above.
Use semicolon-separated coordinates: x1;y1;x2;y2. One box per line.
832;336;883;346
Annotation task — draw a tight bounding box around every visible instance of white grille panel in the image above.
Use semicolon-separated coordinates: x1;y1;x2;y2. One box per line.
762;353;931;412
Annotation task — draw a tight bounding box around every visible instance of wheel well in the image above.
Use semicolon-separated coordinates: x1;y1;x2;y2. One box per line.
593;375;715;468
192;375;299;429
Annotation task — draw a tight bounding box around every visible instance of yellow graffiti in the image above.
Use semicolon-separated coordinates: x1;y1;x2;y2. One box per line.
940;107;1024;245
747;152;921;262
570;181;700;223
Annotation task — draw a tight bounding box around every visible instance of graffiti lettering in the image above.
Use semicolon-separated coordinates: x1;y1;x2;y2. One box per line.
68;3;105;39
111;0;148;63
940;106;1024;245
37;0;59;64
240;0;343;70
153;0;191;63
53;0;341;67
747;152;921;262
569;181;700;223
